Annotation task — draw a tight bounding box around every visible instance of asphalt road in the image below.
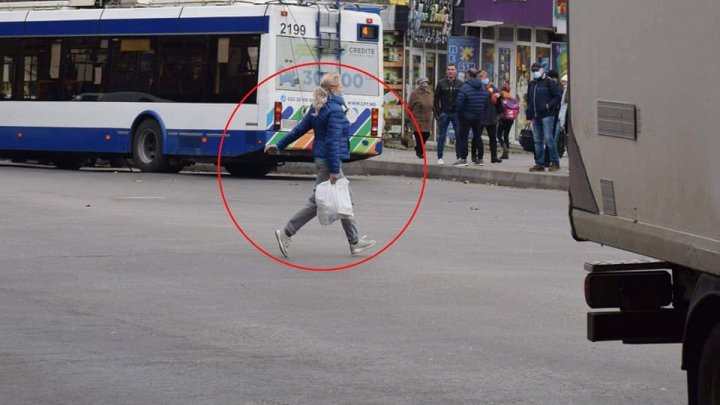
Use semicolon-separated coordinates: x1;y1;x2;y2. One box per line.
0;164;686;404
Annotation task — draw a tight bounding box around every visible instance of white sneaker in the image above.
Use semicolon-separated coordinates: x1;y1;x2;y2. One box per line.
275;229;290;258
350;235;376;255
437;158;445;165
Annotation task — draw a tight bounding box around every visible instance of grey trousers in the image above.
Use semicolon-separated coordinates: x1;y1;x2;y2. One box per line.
283;159;359;244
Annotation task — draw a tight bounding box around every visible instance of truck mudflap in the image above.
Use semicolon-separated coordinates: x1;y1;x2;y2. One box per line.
585;260;687;344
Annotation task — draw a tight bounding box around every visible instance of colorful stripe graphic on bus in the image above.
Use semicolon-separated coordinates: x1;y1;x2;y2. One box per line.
265;106;381;157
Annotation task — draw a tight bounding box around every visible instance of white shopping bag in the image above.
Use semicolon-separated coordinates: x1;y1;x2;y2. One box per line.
315;177;354;226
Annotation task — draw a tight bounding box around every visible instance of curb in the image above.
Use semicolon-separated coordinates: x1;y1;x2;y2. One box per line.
192;160;568;191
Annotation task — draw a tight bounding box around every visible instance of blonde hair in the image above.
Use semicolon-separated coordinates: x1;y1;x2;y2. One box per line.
312;73;342;115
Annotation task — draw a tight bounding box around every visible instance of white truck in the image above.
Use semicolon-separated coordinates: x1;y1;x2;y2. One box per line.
568;1;720;403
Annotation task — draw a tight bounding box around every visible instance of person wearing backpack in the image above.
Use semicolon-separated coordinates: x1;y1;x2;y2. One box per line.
497;82;519;160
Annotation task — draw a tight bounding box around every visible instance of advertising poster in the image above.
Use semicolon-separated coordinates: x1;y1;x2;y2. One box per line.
551;42;568;78
554;0;568;34
408;0;454;44
447;36;479;76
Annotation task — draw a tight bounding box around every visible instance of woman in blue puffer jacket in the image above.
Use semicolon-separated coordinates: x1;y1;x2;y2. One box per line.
265;73;376;258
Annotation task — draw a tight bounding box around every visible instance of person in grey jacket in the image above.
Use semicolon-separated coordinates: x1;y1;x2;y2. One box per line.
265;73;376;257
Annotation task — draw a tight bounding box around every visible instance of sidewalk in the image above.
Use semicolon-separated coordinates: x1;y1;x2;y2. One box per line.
277;141;569;191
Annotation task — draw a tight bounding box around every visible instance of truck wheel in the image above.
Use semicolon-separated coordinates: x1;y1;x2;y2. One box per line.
224;163;274;178
132;119;169;172
697;323;720;405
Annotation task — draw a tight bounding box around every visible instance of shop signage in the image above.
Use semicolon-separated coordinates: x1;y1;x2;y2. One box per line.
465;0;553;27
447;36;479;73
407;0;454;44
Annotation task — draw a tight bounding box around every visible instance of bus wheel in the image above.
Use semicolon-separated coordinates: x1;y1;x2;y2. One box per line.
224;163;275;178
132;119;169;172
54;157;85;170
697;323;720;404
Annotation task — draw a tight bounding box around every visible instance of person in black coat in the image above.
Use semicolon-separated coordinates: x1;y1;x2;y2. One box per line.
526;63;562;172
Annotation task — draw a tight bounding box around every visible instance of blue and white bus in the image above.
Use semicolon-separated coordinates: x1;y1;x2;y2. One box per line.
0;1;383;175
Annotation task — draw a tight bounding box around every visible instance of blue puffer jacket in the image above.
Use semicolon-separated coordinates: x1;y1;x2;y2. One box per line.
526;76;562;120
276;94;350;174
455;79;490;121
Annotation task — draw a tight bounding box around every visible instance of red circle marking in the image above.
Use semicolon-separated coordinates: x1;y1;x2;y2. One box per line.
217;61;427;272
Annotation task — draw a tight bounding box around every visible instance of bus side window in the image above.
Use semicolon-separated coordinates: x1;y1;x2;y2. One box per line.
209;35;259;104
63;37;109;100
20;38;63;101
0;39;14;100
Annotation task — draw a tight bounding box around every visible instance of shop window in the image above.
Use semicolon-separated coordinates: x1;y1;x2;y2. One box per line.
498;27;514;42
21;38;63;100
536;30;552;44
536;47;551;71
518;28;532;43
481;43;495;83
482;27;496;40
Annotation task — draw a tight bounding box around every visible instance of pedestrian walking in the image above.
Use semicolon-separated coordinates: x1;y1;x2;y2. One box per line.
470;71;503;165
496;82;518;160
265;73;376;257
433;63;464;165
526;63;562;172
454;68;489;167
408;77;434;159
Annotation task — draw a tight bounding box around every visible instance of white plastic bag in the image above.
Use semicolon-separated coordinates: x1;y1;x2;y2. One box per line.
315;177;353;226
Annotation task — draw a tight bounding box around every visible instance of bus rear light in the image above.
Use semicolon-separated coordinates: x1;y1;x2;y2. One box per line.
366;18;373;24
17;132;22;139
370;108;379;137
281;10;288;17
105;134;111;141
201;137;208;144
274;102;282;131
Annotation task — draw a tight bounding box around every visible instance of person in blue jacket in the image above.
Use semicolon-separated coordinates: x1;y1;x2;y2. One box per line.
453;68;490;166
526;63;563;172
265;73;376;258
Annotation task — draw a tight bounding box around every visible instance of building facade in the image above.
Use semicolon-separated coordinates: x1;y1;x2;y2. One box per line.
462;0;567;139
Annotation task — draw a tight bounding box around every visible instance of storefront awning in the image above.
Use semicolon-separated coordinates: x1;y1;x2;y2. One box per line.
462;20;503;28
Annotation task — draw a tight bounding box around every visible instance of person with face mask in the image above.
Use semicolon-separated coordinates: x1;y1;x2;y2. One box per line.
266;73;376;257
454;68;490;166
470;71;503;165
526;63;562;172
408;77;434;158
